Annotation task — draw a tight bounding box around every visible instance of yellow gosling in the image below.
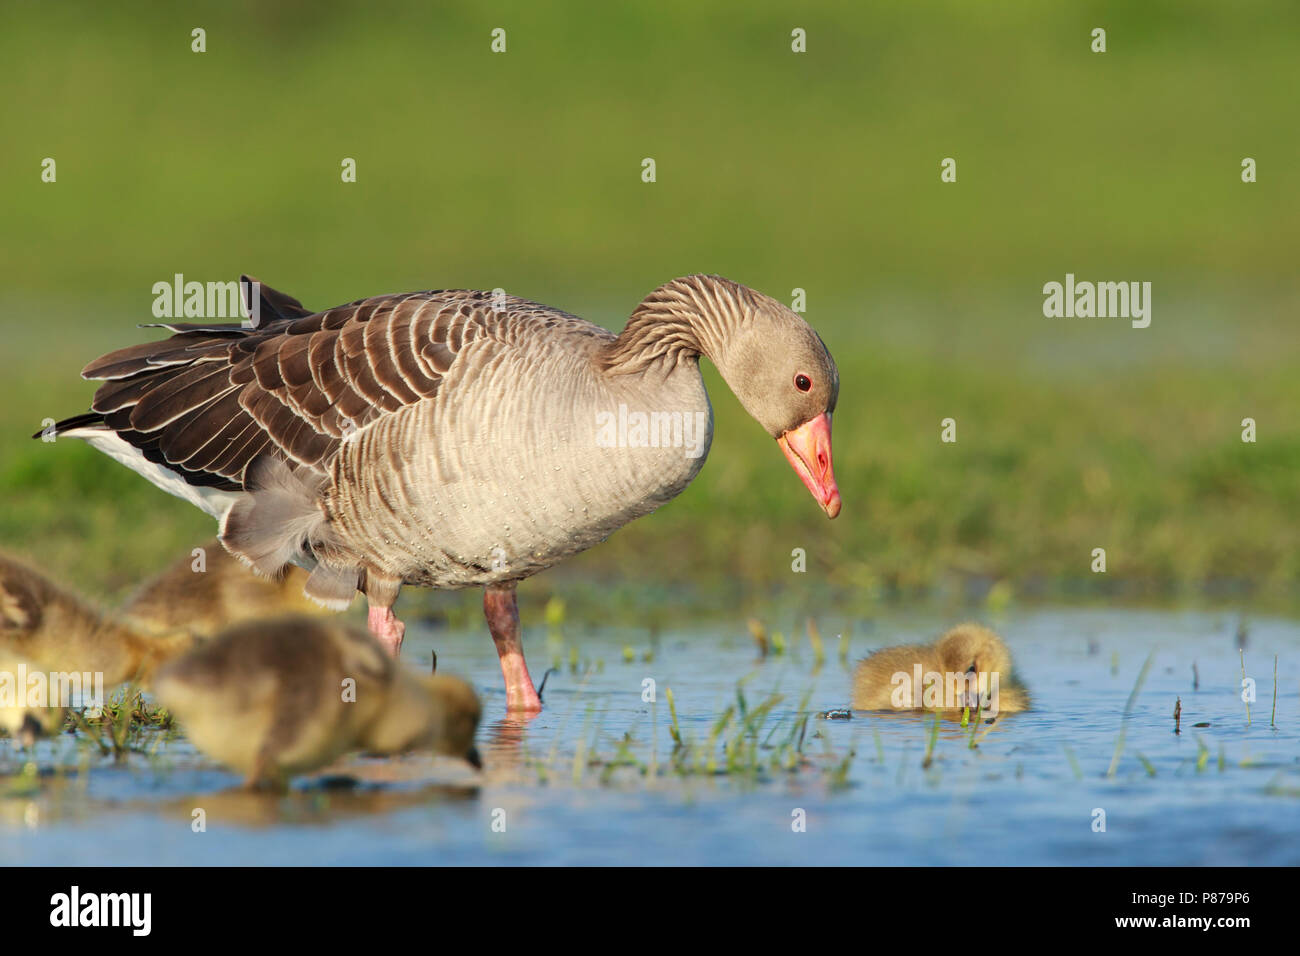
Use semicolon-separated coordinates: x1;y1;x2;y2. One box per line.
852;623;1030;715
153;616;481;789
121;538;333;639
0;552;192;688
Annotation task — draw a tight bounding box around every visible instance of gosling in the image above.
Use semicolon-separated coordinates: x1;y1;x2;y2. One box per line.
153;616;482;789
0;552;192;688
121;538;332;639
852;623;1030;715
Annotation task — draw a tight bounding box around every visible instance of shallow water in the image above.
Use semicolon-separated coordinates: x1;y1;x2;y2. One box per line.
2;607;1298;866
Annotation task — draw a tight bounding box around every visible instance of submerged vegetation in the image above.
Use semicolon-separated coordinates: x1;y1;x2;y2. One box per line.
70;688;172;761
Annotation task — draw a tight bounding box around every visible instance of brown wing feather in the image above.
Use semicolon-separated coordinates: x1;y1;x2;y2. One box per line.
91;375;164;414
162;389;248;465
364;310;422;405
61;282;553;493
130;363;240;431
385;301;443;398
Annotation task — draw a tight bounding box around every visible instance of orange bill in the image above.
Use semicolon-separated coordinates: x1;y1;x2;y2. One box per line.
777;411;840;518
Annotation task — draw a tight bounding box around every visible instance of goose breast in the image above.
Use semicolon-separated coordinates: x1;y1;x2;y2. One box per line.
325;327;713;588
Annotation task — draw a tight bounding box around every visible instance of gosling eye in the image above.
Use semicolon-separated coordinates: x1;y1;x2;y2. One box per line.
794;374;812;392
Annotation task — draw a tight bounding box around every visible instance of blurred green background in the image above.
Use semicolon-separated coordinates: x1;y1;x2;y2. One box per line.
1;0;1297;618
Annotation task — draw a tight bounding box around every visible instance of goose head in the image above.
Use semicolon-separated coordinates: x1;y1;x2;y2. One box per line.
1;708;60;748
611;275;843;517
714;291;841;518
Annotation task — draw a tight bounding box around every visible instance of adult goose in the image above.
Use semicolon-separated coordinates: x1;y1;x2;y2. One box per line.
45;274;841;711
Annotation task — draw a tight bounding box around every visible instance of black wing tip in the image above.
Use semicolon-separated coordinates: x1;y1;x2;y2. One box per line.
32;412;104;440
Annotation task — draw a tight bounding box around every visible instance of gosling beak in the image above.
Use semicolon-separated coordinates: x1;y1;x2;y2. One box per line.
963;665;982;710
465;746;483;770
777;411;840;518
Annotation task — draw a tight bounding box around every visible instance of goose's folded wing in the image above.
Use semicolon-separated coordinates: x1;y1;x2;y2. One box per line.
60;283;520;492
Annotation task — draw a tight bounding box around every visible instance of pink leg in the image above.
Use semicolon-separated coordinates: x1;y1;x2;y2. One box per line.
367;604;406;656
483;586;541;712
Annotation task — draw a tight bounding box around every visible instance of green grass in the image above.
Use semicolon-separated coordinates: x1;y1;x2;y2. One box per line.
71;688;173;761
532;682;835;784
2;1;1298;612
1107;651;1154;778
0;685;173;793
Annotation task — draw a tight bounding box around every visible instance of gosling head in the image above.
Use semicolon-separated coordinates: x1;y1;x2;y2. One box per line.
937;624;1014;710
938;624;1012;675
422;674;483;769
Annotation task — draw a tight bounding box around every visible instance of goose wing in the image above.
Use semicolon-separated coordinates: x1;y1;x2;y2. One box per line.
52;277;596;493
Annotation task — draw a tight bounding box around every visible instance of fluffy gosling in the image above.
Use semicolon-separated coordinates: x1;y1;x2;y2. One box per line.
121;538;332;638
153;616;481;789
0;552;192;688
852;623;1030;715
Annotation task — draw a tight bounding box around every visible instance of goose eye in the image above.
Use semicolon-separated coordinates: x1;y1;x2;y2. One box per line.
794;374;812;392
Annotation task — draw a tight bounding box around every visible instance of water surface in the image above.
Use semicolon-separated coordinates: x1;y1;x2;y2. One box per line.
2;607;1297;865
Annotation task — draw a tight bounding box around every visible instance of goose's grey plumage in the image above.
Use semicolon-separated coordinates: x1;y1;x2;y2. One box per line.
46;274;841;711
